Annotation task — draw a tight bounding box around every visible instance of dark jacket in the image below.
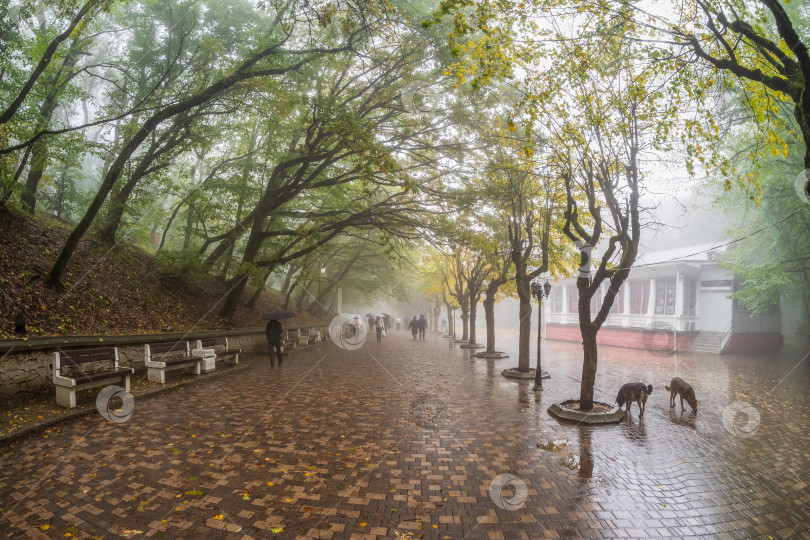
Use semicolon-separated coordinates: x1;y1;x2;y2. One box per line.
265;320;283;343
418;316;427;330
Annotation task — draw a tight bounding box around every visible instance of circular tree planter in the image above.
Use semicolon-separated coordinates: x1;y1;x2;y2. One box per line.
548;400;625;424
501;367;550;380
459;343;485;349
475;351;509;359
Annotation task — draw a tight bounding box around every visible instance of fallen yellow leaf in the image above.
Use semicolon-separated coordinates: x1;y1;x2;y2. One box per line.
213;514;224;520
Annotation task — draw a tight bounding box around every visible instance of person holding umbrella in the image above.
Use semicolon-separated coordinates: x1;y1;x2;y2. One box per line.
263;310;294;366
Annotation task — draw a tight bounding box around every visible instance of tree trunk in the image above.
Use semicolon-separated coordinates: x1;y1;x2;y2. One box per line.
280;265;298;296
55;168;67;219
579;328;598;411
246;271;271;309
460;297;469;341
182;206;194;250
21;140;49;213
468;294;479;345
21;40;81;213
483;282;498;353
432;301;440;332
149;221;160;249
98;174;138;244
284;282;298;310
516;276;532;372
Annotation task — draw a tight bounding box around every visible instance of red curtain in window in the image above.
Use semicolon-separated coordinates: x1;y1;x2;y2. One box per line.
630;280;649;314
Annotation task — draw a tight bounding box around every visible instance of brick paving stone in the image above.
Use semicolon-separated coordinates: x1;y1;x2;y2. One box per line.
0;334;809;538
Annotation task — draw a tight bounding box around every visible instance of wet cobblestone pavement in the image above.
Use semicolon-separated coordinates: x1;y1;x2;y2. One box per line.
1;331;809;539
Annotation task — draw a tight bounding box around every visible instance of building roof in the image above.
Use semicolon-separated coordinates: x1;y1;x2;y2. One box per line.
634;242;730;267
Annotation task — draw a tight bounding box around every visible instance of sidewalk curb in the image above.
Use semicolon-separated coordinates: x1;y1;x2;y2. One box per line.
0;362;254;447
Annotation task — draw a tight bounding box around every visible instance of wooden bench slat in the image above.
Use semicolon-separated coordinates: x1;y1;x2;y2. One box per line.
60;347;117;365
66;368;133;384
162;357;197;367
148;342;188;355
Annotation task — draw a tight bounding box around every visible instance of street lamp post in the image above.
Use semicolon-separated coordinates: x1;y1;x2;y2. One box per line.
319;267;326;315
531;279;552;391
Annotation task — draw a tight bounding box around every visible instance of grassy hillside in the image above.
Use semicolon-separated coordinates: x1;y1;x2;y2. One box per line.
0;208;325;339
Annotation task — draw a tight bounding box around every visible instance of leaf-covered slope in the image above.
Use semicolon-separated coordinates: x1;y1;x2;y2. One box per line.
0;209;324;339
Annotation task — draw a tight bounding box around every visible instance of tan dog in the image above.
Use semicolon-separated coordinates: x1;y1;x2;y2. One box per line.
666;377;698;413
615;382;653;417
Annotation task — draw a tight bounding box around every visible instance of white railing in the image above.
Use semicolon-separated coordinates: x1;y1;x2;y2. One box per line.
719;321;733;353
547;312;698;331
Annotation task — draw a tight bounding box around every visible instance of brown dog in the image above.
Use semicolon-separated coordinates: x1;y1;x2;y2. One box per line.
666;377;698;413
615;383;653;417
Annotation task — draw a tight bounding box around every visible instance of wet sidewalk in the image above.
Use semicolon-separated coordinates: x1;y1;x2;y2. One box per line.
1;330;809;539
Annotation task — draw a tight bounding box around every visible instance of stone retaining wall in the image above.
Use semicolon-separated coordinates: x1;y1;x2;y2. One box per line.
0;329;273;403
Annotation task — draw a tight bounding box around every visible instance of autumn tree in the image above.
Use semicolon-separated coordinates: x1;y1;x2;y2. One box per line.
486;131;567;373
42;0;381;288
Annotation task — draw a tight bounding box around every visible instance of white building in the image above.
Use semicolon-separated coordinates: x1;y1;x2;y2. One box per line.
545;242;782;353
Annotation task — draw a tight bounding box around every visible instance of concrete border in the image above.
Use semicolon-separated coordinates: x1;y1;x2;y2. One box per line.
475;351;509;358
459;343;485;349
548;399;626;424
501;368;550;380
0;327;274;354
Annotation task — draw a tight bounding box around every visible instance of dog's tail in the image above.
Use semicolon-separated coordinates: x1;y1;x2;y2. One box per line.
615;388;625;407
665;385;670;391
646;384;653;395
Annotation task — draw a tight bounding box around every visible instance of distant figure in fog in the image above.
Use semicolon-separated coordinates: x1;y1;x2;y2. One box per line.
440;317;447;333
418;314;427;340
375;315;385;342
395;316;401;331
408;316;418;340
265;320;283;366
352;315;361;338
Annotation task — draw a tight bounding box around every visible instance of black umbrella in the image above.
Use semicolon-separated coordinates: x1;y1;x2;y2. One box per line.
262;310;295;321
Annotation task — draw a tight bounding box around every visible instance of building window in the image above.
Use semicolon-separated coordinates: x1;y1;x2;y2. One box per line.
683;277;696;316
549;287;563;313
568;285;579;313
701;279;732;289
608;284;624;314
629;280;649;314
655;277;677;315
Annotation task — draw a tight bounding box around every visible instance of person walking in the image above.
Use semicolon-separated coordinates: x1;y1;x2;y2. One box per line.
418;314;427;340
375;315;385;342
408;316;418;340
352;315;361;339
395;316;401;331
265;320;283;366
